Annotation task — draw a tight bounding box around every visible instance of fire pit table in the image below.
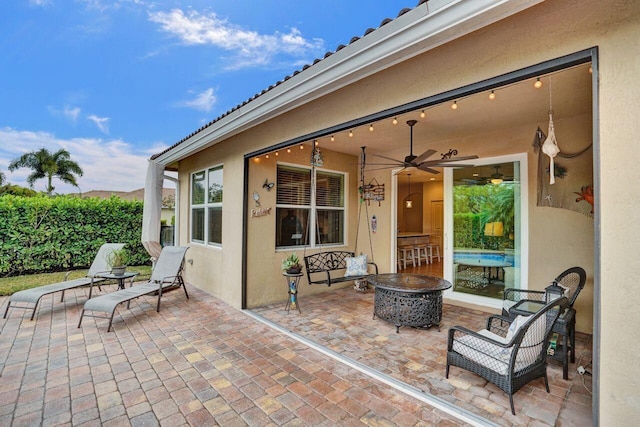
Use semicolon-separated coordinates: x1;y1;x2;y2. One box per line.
367;273;452;333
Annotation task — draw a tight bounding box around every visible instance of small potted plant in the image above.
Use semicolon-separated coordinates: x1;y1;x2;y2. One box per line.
107;247;129;276
281;253;302;274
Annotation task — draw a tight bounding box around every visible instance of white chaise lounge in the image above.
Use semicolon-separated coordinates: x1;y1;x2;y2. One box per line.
78;246;189;332
3;243;124;320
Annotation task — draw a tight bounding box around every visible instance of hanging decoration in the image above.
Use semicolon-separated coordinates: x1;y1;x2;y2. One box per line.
262;179;275;191
310;145;323;166
533;127;594;217
542;78;560;185
362;178;385;206
371;215;377;234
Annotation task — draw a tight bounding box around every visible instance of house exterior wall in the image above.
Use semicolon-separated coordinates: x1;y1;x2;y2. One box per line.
172;0;640;422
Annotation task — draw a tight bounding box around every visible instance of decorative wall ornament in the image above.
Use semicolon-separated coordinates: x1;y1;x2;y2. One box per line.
262;179;275;191
252;191;261;207
251;207;272;218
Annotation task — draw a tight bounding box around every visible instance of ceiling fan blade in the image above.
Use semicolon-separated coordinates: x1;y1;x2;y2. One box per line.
363;162;406;166
365;166;399;172
433;163;476;168
417;165;441;174
370;153;404;164
393;167;408;175
421;155;479;165
412;149;437;164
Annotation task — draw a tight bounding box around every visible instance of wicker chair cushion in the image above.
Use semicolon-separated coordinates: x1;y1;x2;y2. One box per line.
344;255;368;277
503;299;517;312
453;331;512;375
506;314;529;341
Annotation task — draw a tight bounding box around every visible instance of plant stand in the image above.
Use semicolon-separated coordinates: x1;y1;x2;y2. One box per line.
282;272;302;314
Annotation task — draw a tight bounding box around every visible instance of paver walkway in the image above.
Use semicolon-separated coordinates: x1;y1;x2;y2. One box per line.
1;285;467;426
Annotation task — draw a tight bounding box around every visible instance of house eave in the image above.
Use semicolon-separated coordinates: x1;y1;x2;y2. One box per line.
153;0;544;166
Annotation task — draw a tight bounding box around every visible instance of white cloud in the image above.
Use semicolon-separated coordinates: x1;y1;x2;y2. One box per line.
87;114;110;134
149;9;325;69
179;88;216;112
29;0;52;7
48;105;82;124
0;127;167;193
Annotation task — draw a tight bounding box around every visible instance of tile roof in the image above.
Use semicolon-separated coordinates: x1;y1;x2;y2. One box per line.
151;1;424;160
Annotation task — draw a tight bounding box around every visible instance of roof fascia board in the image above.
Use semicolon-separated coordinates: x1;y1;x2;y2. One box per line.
155;0;543;165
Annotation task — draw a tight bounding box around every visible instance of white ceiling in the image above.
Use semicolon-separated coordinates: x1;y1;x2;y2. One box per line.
308;63;593;183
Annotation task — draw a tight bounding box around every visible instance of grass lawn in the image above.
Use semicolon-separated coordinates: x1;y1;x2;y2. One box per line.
0;265;153;296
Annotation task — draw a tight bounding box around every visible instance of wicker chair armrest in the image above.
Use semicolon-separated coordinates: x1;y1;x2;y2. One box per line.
448;325;511;350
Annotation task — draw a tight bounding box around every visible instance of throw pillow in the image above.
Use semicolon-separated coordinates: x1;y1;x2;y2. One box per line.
344;255;368;277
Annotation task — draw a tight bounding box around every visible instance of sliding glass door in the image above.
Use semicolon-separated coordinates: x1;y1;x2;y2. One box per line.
444;153;528;308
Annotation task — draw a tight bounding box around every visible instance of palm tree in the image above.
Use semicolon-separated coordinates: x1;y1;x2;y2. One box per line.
8;148;84;195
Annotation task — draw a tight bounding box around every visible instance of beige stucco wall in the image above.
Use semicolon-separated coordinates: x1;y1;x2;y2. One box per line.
172;0;640;422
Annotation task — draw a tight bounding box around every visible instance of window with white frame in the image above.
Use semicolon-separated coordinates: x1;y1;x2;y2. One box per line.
191;166;223;245
276;164;344;249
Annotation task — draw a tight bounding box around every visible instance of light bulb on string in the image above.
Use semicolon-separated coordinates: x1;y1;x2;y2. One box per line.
534;78;543;89
287;148;291;153
489;90;496;100
369;124;374;132
275;151;279;156
330;135;335;142
392;117;398;125
451;100;458;110
349;130;353;138
266;154;269;159
299;144;304;149
420;110;425;118
314;139;318;146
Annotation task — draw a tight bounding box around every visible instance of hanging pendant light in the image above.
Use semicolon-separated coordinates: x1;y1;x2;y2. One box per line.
405;174;413;208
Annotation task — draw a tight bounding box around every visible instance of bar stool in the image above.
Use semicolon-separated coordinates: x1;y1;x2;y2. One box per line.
427;243;441;263
413;244;430;266
397;246;416;269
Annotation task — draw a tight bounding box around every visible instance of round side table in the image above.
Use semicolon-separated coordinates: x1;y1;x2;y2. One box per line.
282;272;303;314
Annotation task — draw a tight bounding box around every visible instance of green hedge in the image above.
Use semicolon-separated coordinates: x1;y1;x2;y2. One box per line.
0;195;151;276
453;212;513;250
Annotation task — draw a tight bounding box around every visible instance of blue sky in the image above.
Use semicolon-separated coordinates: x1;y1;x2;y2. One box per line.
0;0;412;193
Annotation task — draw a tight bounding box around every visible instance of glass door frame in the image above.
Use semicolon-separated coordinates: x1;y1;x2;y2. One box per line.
442;152;529;310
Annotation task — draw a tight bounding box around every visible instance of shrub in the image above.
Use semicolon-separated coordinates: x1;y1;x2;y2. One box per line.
0;194;150;276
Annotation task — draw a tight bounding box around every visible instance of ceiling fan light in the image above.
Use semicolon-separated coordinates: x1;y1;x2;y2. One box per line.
490;177;503;185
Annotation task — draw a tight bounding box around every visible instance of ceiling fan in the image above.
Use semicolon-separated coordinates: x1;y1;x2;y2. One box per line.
457;165;515;185
367;120;478;174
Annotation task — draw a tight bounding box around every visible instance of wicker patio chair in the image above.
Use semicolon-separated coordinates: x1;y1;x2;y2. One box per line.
446;297;566;415
502;266;586;379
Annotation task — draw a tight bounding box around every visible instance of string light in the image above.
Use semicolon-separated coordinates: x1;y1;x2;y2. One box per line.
287;148;291;153
299;144;304;149
534;78;543;89
489;90;496;100
420;110;425;118
330;135;335;142
349;130;353;137
451;100;458;110
314;139;318;146
392;117;398;125
369;124;374;132
266;154;269;159
275;151;279;156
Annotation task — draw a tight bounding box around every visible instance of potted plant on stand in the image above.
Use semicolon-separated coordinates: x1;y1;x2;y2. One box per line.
281;253;302;274
107;247;129;276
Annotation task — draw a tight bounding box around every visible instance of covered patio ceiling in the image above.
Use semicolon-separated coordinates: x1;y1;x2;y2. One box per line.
299;62;592;183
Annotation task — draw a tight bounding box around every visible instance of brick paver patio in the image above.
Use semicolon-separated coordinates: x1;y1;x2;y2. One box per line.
1;284;471;426
252;285;593;427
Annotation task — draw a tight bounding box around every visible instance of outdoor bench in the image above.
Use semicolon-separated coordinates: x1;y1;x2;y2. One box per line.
304;251;378;286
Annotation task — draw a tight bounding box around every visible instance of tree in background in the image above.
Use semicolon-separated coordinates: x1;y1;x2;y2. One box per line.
0;170;5;186
8;148;84;195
